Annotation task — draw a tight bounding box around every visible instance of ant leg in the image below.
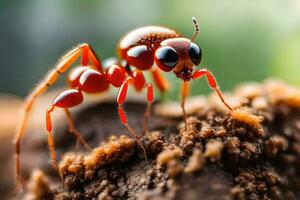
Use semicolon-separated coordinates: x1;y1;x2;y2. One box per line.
151;68;169;93
117;77;148;160
46;106;62;181
46;89;84;181
64;108;92;150
13;43;100;185
131;70;154;135
142;83;154;135
180;81;190;130
192;68;232;111
13;68;68;186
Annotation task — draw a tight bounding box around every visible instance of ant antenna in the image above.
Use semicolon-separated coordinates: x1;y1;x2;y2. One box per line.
191;17;199;42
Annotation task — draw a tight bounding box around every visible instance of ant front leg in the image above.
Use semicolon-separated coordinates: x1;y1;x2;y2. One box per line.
117;77;148;160
192;68;233;111
180;81;190;130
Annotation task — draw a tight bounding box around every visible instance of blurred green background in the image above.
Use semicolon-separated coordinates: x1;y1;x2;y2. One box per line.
0;0;300;100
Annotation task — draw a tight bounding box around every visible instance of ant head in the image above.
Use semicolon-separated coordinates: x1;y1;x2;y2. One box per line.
154;17;202;81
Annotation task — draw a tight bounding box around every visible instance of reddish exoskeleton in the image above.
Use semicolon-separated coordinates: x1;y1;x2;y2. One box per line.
14;17;232;185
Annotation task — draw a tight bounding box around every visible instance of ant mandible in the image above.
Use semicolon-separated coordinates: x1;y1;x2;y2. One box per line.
13;17;232;185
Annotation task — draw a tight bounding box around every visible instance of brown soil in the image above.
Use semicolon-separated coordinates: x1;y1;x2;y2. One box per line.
16;80;300;199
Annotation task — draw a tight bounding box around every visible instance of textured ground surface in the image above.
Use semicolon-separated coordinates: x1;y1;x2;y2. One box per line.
9;80;300;199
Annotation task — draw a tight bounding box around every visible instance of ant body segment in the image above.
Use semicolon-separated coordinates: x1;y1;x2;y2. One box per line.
118;17;232;127
14;17;232;185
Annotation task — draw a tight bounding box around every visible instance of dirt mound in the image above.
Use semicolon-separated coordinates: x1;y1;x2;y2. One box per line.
20;80;300;200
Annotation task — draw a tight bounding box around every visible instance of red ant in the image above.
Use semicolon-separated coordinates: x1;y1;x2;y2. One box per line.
13;17;232;185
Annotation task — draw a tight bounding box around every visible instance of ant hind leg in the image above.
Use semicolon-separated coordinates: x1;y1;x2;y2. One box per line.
46;106;62;181
45;89;84;181
64;108;92;150
13;42;102;186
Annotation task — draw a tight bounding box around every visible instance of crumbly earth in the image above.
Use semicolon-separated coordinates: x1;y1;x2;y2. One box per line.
20;79;300;200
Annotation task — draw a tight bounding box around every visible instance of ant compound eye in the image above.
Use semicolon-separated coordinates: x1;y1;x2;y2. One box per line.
188;43;202;65
154;46;178;72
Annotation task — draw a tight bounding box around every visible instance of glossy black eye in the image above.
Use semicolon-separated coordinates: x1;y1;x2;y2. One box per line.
188;43;202;65
155;46;178;71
